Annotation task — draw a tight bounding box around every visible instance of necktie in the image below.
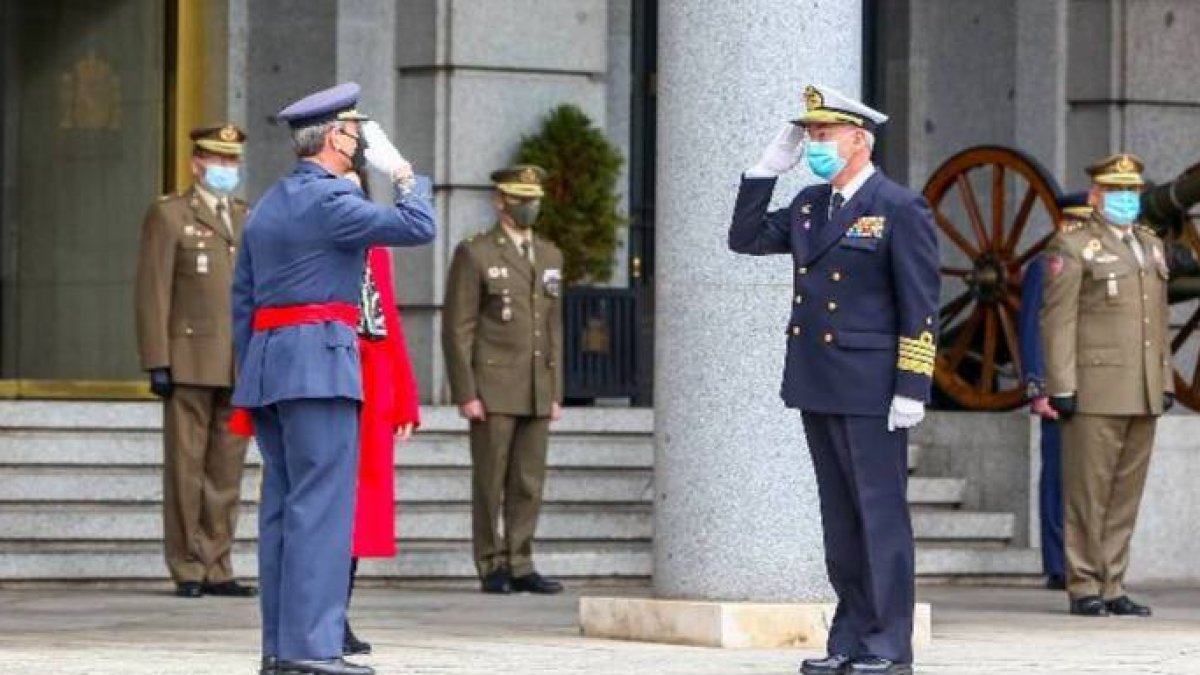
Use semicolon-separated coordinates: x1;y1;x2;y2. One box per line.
1122;233;1144;268
216;200;232;237
520;240;532;263
830;192;845;219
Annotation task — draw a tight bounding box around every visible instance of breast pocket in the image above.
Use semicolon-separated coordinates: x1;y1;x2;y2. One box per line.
486;281;515;322
1088;264;1135;305
177;240;211;276
839;237;880;252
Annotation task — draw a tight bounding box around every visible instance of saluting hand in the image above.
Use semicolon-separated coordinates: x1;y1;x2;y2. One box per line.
361;121;414;182
459;399;487;422
747;125;806;178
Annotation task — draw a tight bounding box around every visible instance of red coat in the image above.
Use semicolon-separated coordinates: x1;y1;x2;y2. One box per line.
353;248;420;558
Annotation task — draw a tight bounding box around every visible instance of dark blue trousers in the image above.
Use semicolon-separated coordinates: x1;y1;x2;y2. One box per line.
1039;418;1065;578
255;398;360;661
801;412;914;664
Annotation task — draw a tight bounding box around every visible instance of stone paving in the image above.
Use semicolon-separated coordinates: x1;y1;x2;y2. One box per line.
1;584;1198;674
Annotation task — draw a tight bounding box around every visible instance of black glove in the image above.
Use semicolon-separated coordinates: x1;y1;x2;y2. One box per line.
1049;393;1077;420
1164;392;1176;412
149;368;173;398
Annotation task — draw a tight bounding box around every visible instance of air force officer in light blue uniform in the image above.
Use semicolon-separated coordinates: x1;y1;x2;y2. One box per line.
232;83;435;675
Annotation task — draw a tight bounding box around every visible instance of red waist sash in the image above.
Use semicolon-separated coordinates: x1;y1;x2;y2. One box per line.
229;302;359;437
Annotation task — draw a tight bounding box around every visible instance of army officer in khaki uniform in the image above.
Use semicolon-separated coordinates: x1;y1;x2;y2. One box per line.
442;165;565;595
1041;153;1170;618
135;124;255;598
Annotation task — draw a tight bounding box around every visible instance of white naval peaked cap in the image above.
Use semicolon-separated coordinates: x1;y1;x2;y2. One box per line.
792;84;889;132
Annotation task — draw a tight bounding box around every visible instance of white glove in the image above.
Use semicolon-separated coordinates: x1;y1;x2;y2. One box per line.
361;121;412;178
887;395;926;432
746;125;806;178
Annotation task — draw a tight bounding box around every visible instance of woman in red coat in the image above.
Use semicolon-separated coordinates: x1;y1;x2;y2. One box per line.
344;177;422;655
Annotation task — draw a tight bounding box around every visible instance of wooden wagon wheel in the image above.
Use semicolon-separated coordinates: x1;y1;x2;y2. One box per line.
924;146;1064;410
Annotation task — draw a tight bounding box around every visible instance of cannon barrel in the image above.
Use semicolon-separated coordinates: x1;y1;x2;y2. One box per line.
1142;164;1200;227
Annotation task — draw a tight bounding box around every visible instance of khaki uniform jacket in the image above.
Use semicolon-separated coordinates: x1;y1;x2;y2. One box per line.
135;186;247;387
1040;216;1173;416
442;227;564;417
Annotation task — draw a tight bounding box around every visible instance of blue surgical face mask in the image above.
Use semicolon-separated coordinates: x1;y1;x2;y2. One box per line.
805;139;847;181
1102;189;1140;226
204;165;240;194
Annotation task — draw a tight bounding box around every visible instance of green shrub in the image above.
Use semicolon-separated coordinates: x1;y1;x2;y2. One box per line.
515;104;625;285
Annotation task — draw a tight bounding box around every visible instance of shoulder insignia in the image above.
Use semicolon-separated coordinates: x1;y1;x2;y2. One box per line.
1136;224;1159;239
1060;220;1085;234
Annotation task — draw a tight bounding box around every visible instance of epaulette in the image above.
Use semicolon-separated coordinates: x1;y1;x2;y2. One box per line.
1059;220;1085;234
1136;224;1159;238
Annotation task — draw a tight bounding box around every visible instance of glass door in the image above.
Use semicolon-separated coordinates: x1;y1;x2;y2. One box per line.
1;0;165;397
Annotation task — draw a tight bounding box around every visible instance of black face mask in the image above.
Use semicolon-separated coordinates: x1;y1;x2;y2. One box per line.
338;129;367;171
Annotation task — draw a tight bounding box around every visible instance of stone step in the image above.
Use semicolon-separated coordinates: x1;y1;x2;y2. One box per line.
0;466;655;504
0;402;654;434
907;477;966;506
0;541;1041;581
0;540;651;581
0;503;654;542
0;502;1008;544
0;430;653;469
0;466;959;510
915;545;1043;577
908;443;923;472
910;510;1014;542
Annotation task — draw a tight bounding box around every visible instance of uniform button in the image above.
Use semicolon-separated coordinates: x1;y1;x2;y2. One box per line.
185;327;194;336
831;271;842;282
1143;295;1149;301
534;313;540;319
798;267;808;275
230;246;236;255
795;294;804;304
198;241;206;249
827;301;838;312
534;331;541;337
534;350;542;357
791;326;801;336
1144;318;1150;324
1145;341;1152;348
823;332;833;344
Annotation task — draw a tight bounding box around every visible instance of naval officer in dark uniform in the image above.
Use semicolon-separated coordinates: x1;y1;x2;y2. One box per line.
232;83;436;675
728;84;939;675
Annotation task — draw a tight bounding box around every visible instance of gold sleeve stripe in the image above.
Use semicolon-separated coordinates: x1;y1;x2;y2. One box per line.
898;356;935;377
897;331;936;376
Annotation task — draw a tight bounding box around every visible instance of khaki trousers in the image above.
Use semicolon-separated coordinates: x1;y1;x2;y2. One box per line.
469;414;550;578
162;385;250;584
1061;413;1156;599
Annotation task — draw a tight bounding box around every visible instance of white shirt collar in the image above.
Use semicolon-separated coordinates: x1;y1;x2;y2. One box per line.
833;164;876;204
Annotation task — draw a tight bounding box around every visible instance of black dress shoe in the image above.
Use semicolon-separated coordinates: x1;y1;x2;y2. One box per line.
202;580;258;597
511;571;563;594
800;653;853;674
849;657;913;674
175;581;203;598
481;567;512;594
343;620;372;655
260;656;279;675
1045;575;1066;591
1069;595;1109;617
276;657;374;675
1105;595;1152;617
